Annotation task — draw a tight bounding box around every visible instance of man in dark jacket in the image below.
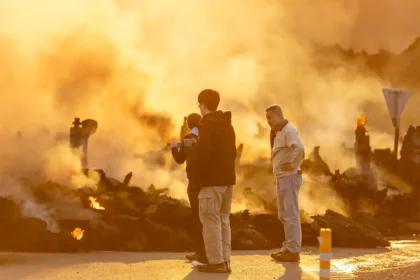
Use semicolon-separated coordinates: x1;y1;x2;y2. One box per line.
170;113;207;263
194;89;236;274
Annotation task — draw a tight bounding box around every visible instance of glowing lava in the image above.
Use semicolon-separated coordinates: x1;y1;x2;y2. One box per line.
89;196;105;210
356;114;367;128
71;228;84;240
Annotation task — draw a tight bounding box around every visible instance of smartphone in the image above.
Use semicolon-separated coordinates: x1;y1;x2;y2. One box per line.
169;142;182;148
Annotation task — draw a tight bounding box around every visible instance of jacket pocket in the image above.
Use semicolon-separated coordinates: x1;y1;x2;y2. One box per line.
273;158;283;175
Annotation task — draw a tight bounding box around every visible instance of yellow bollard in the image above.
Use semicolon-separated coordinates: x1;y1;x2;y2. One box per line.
318;228;332;280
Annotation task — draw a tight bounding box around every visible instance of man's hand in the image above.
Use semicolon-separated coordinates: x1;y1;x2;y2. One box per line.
280;162;294;171
170;142;180;149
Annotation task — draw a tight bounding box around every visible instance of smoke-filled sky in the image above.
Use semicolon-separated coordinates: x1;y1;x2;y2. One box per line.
284;0;420;52
0;0;419;197
349;0;420;52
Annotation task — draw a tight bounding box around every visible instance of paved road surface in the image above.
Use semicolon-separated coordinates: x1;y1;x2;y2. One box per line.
1;240;420;280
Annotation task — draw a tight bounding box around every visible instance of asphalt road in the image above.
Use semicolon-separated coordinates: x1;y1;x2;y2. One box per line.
1;240;420;280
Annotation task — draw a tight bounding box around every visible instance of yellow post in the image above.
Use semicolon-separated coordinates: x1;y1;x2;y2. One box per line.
319;228;332;280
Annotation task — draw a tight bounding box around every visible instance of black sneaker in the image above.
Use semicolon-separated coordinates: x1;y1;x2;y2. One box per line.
224;261;232;273
185;253;200;262
196;263;229;273
270;251;283;260
272;250;300;262
198;257;209;265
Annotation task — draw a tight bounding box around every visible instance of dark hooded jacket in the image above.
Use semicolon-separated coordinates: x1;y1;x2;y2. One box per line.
196;111;236;187
171;131;200;183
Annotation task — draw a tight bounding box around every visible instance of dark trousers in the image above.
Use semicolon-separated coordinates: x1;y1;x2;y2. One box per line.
187;182;206;259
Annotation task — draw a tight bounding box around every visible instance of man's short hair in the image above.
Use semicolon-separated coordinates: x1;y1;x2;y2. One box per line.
187;113;202;129
265;104;283;116
198;89;220;111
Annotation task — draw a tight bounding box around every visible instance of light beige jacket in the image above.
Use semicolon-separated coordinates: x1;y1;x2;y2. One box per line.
272;122;305;177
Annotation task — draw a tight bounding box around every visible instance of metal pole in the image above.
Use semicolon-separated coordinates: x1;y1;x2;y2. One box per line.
394;125;399;160
393;92;400;161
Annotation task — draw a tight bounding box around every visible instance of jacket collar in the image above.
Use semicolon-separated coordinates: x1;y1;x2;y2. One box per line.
276;119;289;132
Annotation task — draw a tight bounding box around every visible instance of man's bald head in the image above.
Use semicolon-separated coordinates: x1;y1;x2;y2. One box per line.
265;104;285;130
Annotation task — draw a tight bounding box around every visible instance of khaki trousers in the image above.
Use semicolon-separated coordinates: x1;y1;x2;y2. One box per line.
198;186;233;264
276;174;303;253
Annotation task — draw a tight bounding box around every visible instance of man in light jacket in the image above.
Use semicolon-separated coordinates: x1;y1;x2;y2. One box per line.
266;104;305;262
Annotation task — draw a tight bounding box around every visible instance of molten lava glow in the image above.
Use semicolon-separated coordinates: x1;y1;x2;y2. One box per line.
356;114;368;127
89;196;105;210
71;228;84;240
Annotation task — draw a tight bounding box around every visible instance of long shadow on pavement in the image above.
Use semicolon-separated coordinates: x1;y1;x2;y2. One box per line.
276;263;303;280
183;269;229;280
